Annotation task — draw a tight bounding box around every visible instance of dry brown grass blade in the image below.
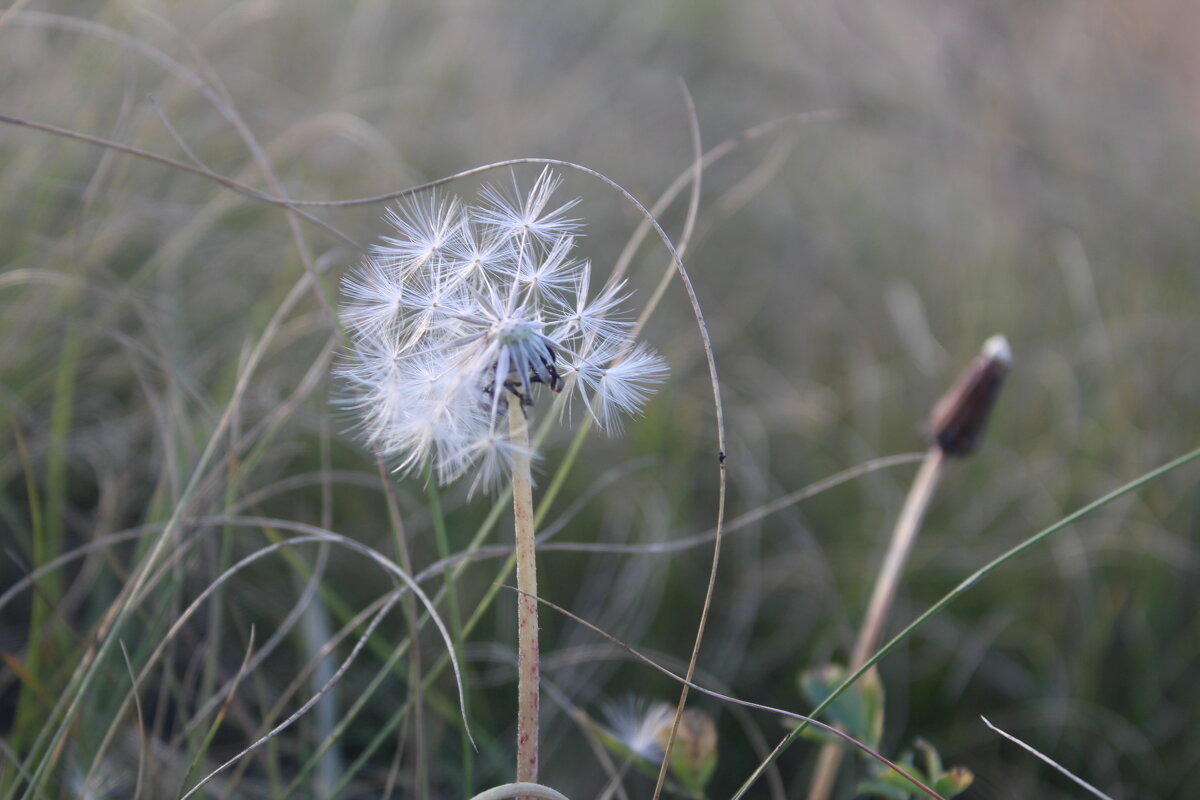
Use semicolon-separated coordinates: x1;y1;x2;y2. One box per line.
0;112;361;251
180;592;403;799
652;80;714;800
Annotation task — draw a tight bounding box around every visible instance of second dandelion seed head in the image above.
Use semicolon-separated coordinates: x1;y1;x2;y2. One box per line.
339;168;668;489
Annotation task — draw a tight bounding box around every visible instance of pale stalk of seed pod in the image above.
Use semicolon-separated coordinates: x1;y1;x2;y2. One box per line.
807;335;1010;800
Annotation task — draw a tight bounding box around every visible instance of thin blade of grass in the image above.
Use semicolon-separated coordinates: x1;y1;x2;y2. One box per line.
982;716;1115;800
732;444;1200;799
174;629;256;799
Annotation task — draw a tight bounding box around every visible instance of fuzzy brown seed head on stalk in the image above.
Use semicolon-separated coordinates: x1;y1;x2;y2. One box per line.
807;338;1006;800
926;334;1011;457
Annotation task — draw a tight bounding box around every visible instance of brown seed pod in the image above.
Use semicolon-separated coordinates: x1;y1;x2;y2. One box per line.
927;334;1011;457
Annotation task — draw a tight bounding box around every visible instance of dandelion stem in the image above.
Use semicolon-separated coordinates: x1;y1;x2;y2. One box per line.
807;447;946;800
508;401;540;787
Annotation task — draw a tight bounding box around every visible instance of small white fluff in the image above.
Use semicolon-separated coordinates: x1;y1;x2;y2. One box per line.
603;697;674;760
983;333;1012;365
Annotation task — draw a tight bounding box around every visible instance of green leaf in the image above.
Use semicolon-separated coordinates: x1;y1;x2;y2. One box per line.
914;738;943;779
857;779;914;800
933;766;975;798
877;759;928;793
798;663;885;749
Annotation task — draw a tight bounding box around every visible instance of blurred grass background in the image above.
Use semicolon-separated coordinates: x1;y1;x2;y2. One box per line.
1;0;1199;798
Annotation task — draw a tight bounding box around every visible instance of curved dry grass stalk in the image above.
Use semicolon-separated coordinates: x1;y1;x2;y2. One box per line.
75;525;469;798
520;590;945;800
539;453;926;555
179;594;401;800
173;544;332;743
540;643;787;800
174;627;258;798
0;526;162;615
400;454;927;588
14;209;340;800
0;453;920;636
468;783;571;800
374;454;428;795
226;470;385;511
651;80;711;800
115;642;147;800
0;111;360;251
215;591;403;796
537;678;632;800
11;10;336;324
982;717;1115;800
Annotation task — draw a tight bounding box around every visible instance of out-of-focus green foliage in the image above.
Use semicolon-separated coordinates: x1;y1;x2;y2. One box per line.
800;666;972;799
798;664;885;750
860;739;974;800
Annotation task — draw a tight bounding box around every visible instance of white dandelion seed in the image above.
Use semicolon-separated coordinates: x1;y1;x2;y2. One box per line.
376;194;463;272
603;697;675;761
338;170;667;488
475;167;581;245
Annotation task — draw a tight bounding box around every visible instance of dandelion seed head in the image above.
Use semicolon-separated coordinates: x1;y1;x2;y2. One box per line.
338;171;667;487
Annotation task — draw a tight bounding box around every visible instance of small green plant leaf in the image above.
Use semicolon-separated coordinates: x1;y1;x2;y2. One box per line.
933;766;975;797
862;753;927;799
909;738;973;798
798;663;885;749
914;738;943;779
857;778;917;800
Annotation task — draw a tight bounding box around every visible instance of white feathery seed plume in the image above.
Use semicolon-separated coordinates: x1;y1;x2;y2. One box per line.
603;697;675;761
338;168;667;490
